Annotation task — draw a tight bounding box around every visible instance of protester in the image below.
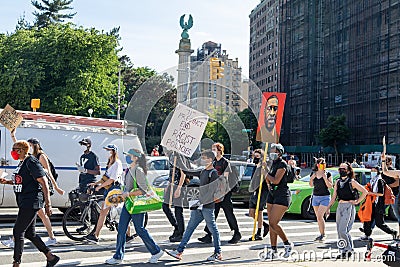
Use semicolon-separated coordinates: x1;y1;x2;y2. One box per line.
361;166;397;240
351;159;359;168
85;144;123;244
247;149;262;164
105;149;164;265
309;158;333;242
151;145;160;156
264;143;293;259
295;167;301;180
248;148;269;241
162;150;190;242
0;140;59;267
381;154;400;238
2;130;63;248
165;150;222;261
76;138;100;194
327;162;368;259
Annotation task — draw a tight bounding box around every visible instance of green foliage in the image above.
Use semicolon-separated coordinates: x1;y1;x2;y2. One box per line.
318;114;351;154
32;0;76;28
0;24;120;117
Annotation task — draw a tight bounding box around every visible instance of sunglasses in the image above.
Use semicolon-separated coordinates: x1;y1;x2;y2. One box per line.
266;105;278;112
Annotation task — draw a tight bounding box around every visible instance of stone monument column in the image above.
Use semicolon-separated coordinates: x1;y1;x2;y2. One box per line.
176;14;194;104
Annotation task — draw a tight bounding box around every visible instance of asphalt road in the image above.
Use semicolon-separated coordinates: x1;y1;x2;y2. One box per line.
0;204;398;267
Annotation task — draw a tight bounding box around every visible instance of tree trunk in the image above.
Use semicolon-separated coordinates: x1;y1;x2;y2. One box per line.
334;140;338;165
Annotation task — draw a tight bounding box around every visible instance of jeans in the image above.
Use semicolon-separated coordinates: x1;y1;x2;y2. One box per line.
205;191;239;235
113;205;160;260
13;208;50;263
177;208;221;254
391;191;400;225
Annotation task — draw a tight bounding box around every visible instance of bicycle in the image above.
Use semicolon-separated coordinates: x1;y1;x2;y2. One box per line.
62;186;148;241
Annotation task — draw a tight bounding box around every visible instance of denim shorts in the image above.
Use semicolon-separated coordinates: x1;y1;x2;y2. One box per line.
312;195;330;207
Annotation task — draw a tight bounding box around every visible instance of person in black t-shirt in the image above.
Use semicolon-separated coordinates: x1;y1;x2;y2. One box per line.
162;150;190;242
0;141;59;267
76;138;100;193
198;143;241;244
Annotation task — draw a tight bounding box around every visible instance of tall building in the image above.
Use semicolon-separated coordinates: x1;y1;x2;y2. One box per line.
248;0;280;113
250;0;400;147
189;41;247;113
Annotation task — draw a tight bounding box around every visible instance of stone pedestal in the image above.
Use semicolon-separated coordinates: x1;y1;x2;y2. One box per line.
176;38;194;104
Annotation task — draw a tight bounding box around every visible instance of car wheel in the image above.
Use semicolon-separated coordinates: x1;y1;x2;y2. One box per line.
186;186;200;203
301;197;316;220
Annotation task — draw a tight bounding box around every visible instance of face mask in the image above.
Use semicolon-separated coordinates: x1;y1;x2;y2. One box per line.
125;155;133;164
253;157;260;164
200;159;209;166
339;170;348;177
11;151;20;160
269;153;278;161
212;151;217;157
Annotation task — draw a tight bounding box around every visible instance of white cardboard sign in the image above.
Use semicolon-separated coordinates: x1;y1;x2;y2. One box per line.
161;103;208;157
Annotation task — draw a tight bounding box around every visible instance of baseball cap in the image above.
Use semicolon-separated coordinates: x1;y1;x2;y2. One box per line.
123;148;141;157
79;138;92;146
103;144;118;151
27;138;42;149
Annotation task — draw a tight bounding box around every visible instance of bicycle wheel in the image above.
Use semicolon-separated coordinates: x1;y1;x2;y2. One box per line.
62;202;99;241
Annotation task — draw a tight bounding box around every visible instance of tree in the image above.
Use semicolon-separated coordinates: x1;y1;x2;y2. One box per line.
0;24;120;116
32;0;76;28
318;114;351;155
237;108;261;149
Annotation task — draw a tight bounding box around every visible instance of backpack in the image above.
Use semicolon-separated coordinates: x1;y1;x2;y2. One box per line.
285;164;296;183
211;169;229;203
37;153;58;181
383;182;395;205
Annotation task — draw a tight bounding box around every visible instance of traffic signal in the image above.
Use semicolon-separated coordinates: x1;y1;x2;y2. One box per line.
209;57;224;80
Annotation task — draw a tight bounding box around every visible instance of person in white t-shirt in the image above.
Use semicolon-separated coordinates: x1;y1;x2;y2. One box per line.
84;144;123;244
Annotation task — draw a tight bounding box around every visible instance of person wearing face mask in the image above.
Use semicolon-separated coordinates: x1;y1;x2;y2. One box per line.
361;166;397;241
76;138;100;194
248;149;270;241
309;158;333;242
327;162;368;259
198;143;241;244
0;141;59;267
263;143;293;259
105;149;164;265
84;144;123;244
162;149;190;242
165;150;222;262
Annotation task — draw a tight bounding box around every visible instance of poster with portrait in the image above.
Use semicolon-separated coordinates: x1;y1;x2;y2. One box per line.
256;92;286;143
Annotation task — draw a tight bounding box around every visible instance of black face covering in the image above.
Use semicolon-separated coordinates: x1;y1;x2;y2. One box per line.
253;157;260;164
339;170;348;177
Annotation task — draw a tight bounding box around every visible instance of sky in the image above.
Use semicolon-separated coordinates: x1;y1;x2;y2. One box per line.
1;0;261;75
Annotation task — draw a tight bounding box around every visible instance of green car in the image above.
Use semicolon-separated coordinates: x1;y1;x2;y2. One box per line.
287;167;396;220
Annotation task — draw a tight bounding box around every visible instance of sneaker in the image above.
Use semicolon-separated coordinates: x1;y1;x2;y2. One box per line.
45;238;57;246
84;233;99;244
249;234;263;241
148;250;164;264
314;235;326;242
1;238;14;248
46;255;60;267
283;242;294;258
198;234;212;244
126;235;134;244
359;227;364;233
164;249;182;260
169;228;180;241
169;235;182;242
263;223;270;237
359;235;370;241
228;232;241;244
206;252;222;261
76;225;88;234
262;250;278;261
105;257;123;265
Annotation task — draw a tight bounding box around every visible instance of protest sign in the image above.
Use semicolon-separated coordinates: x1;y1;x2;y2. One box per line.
0;104;23;131
161;103;208;158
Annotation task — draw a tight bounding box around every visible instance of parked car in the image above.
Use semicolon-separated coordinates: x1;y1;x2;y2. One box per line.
146;156;169;186
287;167;396;220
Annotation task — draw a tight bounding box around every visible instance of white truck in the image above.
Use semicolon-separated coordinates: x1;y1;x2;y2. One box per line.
362;152;396;168
0;110;143;210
